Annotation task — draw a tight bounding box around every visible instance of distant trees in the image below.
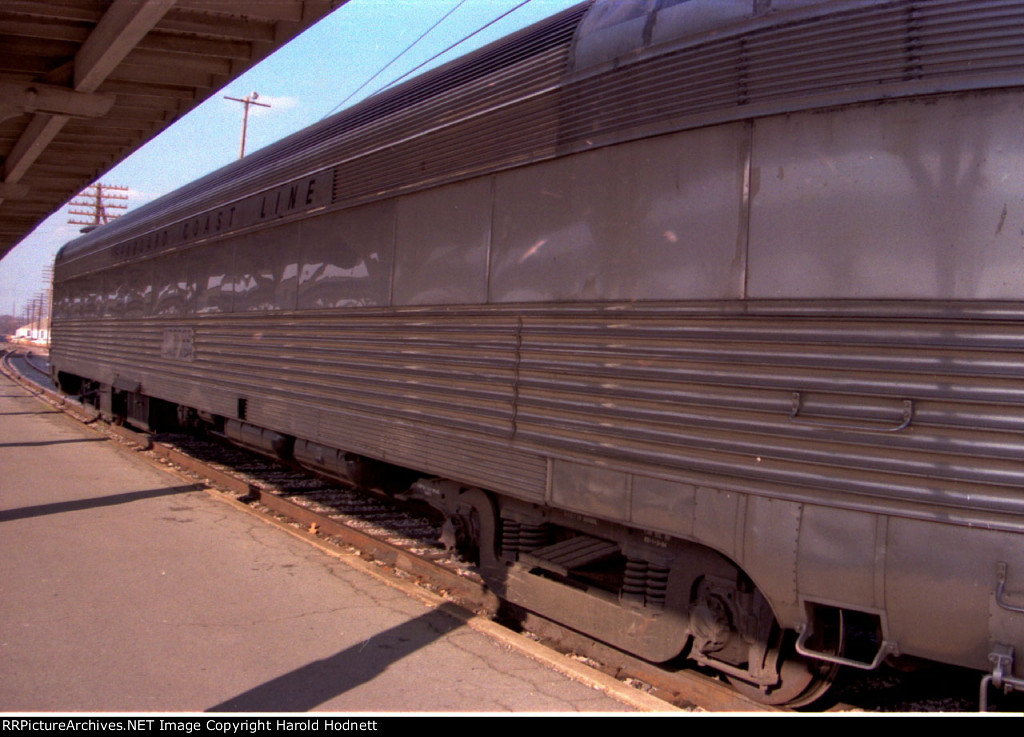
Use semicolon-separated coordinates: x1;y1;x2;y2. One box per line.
0;314;20;336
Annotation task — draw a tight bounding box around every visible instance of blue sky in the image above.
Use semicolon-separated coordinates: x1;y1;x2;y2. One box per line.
0;0;581;317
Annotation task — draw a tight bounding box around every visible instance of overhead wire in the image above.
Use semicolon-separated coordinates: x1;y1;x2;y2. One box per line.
324;0;469;119
376;0;534;95
323;0;534;119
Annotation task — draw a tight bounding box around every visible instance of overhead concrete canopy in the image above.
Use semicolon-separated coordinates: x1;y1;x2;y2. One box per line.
0;0;346;260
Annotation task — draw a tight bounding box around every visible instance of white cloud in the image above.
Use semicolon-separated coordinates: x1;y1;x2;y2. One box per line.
123;187;162;206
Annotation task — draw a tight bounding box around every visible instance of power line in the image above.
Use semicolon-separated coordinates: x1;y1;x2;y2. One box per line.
325;0;534;119
375;0;533;96
325;0;469;119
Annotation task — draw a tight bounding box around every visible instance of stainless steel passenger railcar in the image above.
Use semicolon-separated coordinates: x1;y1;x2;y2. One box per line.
50;0;1024;705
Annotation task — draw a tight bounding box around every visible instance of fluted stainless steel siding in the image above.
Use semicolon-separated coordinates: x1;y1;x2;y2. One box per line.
51;310;546;502
49;301;1024;530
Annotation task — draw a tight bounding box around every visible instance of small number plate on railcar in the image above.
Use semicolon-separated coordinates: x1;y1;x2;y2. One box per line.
161;328;195;362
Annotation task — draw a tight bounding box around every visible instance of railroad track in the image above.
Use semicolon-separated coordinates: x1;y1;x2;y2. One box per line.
5;347;51;385
3;346;1020;713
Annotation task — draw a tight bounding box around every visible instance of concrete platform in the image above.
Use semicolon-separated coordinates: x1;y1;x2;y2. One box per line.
0;371;658;712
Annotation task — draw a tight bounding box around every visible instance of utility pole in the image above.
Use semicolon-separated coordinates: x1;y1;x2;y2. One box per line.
41;265;52;346
69;183;128;227
224;91;271;158
34;293;42;342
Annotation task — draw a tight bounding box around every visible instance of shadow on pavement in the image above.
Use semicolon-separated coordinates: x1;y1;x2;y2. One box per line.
0;483;208;522
209;601;468;712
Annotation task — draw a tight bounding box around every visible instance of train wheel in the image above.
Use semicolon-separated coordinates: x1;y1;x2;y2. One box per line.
727;610;844;707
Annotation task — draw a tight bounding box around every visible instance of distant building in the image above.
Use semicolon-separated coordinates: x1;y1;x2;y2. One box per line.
14;318;49;345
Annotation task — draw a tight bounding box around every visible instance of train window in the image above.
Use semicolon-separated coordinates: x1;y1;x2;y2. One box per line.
393;178;491;306
103;269;123;318
297;201;395;310
79;274;105;319
192;239;236;314
98;261;151;318
66;278;83;319
233;225;300;312
152;251;193;316
121;261;153;318
52;283;70;320
65;276;83;319
489;124;747;303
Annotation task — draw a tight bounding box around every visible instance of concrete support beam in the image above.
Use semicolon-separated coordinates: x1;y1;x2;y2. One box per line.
3;115;69;184
74;0;177;93
0;82;116;123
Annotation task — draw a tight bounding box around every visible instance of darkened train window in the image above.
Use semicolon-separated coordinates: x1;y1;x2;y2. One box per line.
489;124;746;303
102;268;122;318
152;251;193;316
66;278;83;319
102;261;152;318
233;224;300;312
57;274;97;319
58;277;77;319
298;201;395;310
122;261;153;318
52;282;71;320
393;178;491;306
191;239;236;314
78;274;105;319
